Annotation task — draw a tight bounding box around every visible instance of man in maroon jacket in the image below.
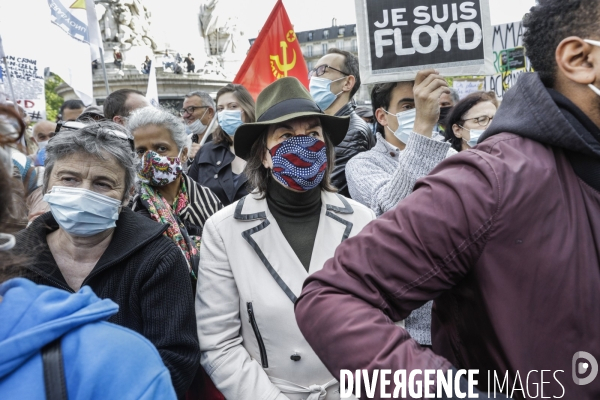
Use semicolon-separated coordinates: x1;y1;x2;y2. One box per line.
295;1;600;399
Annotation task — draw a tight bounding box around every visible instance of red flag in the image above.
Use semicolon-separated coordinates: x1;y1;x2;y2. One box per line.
233;0;309;99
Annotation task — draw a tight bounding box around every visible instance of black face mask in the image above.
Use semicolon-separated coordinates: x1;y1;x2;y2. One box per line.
438;106;452;124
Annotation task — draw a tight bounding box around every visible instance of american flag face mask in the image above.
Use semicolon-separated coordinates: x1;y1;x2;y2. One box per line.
269;135;328;192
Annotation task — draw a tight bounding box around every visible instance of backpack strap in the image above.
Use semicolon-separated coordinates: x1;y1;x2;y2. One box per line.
42;338;68;400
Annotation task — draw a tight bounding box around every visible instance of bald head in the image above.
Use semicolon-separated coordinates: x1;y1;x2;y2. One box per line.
33;120;57;143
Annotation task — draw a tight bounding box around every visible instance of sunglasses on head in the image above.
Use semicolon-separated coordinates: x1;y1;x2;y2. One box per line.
54;120;135;152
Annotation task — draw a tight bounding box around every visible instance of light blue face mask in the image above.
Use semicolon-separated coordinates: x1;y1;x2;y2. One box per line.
217;110;243;136
43;187;122;237
309;76;346;111
466;129;485;148
384;108;416;144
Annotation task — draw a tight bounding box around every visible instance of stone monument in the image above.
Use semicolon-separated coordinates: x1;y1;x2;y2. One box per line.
57;0;244;109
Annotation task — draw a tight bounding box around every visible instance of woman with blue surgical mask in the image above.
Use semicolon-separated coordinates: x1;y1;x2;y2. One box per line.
188;83;257;206
444;91;498;152
11;121;201;398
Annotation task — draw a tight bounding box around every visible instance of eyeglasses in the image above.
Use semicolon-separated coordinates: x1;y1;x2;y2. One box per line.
463;115;494;127
308;64;349;79
54;120;135;152
179;105;209;117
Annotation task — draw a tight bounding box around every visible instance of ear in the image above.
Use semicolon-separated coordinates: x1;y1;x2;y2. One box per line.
452;124;462;138
181;147;189;162
262;149;272;169
556;36;597;85
113;115;125;125
207;107;215;119
375;107;389;128
344;75;356;92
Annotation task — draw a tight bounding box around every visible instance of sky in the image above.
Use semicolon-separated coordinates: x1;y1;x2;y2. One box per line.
146;0;537;53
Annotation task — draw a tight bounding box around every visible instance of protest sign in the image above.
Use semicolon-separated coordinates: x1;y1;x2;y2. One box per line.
483;21;533;99
453;78;484;98
0;53;47;121
354;0;495;83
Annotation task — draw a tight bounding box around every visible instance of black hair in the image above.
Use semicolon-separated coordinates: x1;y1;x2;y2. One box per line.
103;88;144;120
370;81;415;134
327;48;361;99
58;99;85;119
443;91;498;152
523;0;600;87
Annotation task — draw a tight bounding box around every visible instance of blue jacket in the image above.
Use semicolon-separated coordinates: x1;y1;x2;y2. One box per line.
0;278;177;399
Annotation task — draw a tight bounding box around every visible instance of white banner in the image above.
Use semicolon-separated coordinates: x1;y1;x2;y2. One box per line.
354;0;495;83
0;51;47;121
483;20;533;99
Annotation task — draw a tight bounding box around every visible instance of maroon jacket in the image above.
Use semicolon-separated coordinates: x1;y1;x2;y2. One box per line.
295;73;600;399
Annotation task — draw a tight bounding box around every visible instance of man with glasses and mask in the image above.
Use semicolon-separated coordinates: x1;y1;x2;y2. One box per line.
296;1;600;398
180;91;215;160
309;48;374;197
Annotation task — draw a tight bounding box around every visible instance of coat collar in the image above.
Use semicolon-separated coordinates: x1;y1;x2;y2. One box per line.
234;190;354;303
17;208;168;291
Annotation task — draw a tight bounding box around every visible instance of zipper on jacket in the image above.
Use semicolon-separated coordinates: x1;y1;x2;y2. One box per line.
247;302;268;368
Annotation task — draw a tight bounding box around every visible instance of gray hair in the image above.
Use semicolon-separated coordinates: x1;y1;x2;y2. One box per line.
185;91;215;109
448;88;460;104
43;121;136;200
126;106;190;152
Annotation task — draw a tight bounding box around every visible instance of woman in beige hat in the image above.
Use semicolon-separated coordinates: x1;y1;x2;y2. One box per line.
195;77;375;400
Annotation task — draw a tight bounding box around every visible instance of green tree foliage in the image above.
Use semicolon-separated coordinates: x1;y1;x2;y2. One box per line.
45;75;64;122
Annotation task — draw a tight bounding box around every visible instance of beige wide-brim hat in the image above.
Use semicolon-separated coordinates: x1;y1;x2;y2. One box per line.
234;77;350;160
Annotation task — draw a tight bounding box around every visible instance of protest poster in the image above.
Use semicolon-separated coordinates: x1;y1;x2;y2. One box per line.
453;78;484;98
483;20;533;99
0;53;47;121
354;0;495;84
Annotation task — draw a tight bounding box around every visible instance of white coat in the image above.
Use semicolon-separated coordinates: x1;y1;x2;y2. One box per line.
196;190;375;400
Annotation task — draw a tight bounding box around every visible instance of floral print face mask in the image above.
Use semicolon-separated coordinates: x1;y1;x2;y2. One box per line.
137;150;183;187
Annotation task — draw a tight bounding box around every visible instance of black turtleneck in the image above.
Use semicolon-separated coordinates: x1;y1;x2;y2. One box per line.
266;178;322;271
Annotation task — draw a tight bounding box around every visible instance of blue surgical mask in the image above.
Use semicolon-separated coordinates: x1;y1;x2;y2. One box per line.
43;187;122;237
384;108;416;144
218;110;243;136
309;76;346;111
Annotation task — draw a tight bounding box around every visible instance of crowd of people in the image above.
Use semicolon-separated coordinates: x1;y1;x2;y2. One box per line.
1;0;599;399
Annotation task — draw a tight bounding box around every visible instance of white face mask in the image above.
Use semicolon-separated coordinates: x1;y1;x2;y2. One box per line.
384;108;416;144
459;126;485;148
37;140;49;150
186;108;208;134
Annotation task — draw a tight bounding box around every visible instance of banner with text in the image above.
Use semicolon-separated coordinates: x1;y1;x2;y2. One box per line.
0;53;46;121
355;0;495;83
483;20;532;99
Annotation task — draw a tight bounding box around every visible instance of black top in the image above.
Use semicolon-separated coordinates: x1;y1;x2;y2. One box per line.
188;140;250;207
331;102;375;197
13;209;200;399
266;178;322;271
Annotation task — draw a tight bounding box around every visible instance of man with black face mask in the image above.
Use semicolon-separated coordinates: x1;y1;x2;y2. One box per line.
296;1;600;398
435;88;459;138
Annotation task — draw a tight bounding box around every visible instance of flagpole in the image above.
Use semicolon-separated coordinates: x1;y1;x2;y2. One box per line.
1;56;20;115
99;47;110;96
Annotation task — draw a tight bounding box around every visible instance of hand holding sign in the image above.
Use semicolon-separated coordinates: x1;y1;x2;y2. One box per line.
413;69;450;137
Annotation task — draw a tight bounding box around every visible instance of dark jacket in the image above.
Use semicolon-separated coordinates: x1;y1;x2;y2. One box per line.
14;209;200;399
295;73;600;399
331;102;375;197
188;140;249;207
